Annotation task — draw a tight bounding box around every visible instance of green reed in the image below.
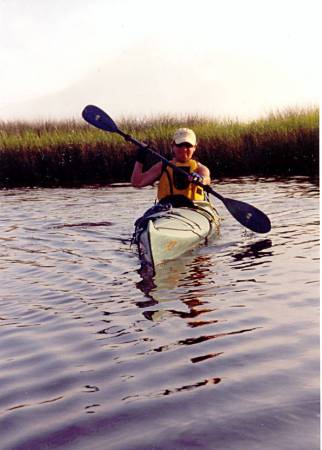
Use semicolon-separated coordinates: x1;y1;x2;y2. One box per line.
0;107;318;188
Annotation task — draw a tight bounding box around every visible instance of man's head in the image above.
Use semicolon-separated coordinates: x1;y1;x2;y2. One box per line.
173;128;197;147
172;128;197;162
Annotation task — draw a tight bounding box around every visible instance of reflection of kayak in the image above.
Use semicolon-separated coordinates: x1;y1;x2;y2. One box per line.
133;196;220;269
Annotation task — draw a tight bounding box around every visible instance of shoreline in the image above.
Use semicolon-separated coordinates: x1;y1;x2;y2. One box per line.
0;107;319;188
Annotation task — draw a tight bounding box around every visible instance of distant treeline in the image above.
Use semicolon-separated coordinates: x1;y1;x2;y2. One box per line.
0;107;319;188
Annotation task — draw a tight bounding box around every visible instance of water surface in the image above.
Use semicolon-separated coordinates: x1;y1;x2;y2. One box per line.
0;177;319;450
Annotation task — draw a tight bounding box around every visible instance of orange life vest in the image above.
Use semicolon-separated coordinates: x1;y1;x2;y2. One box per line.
157;159;205;201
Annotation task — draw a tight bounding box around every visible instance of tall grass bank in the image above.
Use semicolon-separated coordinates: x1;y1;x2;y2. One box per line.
0;108;318;188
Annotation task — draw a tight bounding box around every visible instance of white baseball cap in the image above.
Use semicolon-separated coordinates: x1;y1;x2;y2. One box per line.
173;128;197;146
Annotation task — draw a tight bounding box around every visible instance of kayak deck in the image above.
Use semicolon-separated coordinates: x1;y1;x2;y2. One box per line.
133;200;220;268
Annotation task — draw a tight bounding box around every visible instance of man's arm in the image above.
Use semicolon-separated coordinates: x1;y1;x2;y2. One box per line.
131;161;163;188
196;163;211;185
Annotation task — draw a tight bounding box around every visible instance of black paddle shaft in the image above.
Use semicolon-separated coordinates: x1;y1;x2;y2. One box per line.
82;105;271;234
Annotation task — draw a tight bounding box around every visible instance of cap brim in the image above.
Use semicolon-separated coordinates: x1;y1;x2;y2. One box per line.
174;138;196;145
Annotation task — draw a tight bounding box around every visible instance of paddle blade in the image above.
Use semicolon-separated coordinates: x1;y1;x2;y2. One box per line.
223;197;271;233
82;105;119;132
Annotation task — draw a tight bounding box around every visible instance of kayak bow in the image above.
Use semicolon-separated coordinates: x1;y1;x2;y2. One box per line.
133;199;220;268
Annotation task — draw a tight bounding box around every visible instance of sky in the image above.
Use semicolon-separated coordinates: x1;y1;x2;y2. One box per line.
0;0;320;122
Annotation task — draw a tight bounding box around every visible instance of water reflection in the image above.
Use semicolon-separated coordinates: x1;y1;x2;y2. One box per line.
137;253;212;293
136;253;212;306
136;238;273;316
122;376;222;402
231;239;273;262
53;221;113;228
0;179;319;450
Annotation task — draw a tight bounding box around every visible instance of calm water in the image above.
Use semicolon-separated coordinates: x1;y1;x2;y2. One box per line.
0;177;319;450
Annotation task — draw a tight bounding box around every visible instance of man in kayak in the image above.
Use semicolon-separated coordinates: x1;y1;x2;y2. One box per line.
131;128;211;203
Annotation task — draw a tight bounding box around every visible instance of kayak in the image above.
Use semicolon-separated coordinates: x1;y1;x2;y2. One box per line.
133;196;220;268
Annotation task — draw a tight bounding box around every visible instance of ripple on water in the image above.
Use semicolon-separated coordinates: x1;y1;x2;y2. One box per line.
0;179;319;450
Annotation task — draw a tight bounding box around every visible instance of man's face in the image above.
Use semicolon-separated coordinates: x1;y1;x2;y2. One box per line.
172;142;196;163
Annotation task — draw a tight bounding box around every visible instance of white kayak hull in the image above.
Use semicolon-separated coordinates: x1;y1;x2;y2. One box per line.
134;201;220;268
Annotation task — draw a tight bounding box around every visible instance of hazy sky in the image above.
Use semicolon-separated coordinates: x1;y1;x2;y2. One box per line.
0;0;320;121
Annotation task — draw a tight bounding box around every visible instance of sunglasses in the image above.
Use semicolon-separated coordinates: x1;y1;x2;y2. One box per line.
174;142;194;149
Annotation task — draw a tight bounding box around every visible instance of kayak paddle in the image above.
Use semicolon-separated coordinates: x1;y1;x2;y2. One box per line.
82;105;271;234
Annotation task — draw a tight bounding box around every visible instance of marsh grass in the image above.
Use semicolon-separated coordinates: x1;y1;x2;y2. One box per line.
0;107;318;188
